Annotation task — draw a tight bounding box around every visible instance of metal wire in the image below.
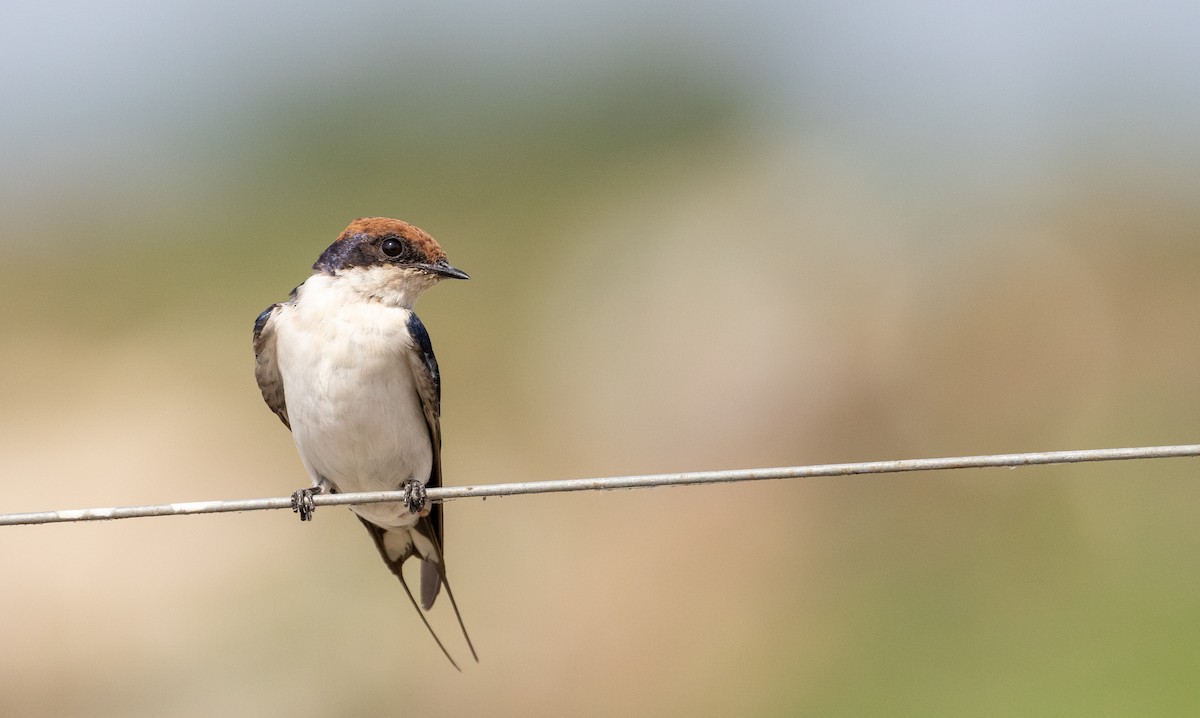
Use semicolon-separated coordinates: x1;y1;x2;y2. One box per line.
1;444;1197;527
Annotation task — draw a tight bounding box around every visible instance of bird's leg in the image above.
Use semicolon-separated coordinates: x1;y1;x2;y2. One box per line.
291;478;331;522
290;488;318;521
401;479;429;516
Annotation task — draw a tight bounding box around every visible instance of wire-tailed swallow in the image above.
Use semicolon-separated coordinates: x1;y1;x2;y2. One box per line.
253;217;476;668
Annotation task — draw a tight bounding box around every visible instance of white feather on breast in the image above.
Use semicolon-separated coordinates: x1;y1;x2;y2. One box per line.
272;273;432;528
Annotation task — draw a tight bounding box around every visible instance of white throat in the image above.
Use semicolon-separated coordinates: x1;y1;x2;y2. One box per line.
306;265;438;309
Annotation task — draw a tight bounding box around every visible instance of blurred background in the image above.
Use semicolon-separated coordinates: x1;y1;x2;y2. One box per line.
2;1;1199;715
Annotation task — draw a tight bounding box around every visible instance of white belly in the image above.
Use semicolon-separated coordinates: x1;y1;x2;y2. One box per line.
274;289;431;528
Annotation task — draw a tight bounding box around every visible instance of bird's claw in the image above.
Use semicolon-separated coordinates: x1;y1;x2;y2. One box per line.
402;479;428;515
291;488;317;521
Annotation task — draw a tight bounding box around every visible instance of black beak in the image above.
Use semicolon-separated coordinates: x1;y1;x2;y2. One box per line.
423;260;470;280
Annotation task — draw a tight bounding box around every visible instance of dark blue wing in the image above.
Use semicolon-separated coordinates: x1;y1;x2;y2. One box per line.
405;311;447;608
406;311;442;427
253;303;290;430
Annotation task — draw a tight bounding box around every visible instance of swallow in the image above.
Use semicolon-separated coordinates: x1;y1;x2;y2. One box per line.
253;217;476;668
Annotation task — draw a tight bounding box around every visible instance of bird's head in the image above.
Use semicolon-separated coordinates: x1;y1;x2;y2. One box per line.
313;217;468;307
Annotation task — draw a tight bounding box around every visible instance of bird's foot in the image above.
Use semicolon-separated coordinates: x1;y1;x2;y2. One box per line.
402;479;428;516
291;486;321;521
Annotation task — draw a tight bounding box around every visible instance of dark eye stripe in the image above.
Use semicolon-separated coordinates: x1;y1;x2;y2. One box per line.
313;229;429;273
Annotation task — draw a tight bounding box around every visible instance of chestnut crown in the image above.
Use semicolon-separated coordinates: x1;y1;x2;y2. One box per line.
313;217;468;280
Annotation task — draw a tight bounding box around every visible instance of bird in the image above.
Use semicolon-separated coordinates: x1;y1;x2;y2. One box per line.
252;217;477;669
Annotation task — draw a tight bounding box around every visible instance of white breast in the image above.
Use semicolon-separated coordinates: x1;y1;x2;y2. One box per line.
272;274;432;527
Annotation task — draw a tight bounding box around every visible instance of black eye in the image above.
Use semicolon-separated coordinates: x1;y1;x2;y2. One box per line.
381;238;403;257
